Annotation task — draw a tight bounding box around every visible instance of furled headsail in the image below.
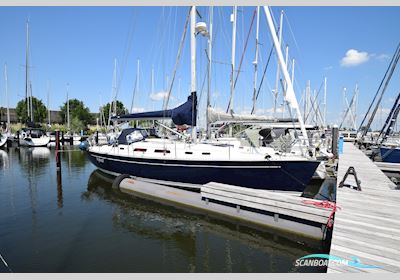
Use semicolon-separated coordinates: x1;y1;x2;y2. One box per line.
111;92;197;126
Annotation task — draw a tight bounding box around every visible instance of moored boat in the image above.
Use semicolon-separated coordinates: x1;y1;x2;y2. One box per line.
87;127;320;192
19;128;50;147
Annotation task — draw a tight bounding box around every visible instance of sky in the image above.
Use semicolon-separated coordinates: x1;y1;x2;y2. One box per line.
0;6;399;129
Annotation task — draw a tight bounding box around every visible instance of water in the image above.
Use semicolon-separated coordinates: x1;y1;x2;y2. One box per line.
0;147;330;272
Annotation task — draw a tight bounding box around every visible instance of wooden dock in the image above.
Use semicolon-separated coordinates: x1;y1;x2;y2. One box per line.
118;178;332;240
328;142;400;273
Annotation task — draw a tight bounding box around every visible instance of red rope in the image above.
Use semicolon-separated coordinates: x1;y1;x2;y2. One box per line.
302;199;340;228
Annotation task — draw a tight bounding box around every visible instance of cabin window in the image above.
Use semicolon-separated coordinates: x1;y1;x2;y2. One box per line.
154;149;171;154
134;148;147;152
202;152;211;155
185;151;193;155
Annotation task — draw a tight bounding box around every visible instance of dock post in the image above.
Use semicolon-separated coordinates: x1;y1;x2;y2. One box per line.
16;130;20;147
332;125;339;158
55;129;63;208
61;131;64;145
56;130;61;171
57;169;63;208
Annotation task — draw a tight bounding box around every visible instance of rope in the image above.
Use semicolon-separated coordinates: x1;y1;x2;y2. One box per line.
302;199;341;228
225;8;257;113
162;7;191;111
0;252;12;272
250;45;274;114
233;8;257;89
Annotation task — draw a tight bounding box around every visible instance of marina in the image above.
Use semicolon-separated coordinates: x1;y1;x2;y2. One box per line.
1;4;400;275
0;146;329;273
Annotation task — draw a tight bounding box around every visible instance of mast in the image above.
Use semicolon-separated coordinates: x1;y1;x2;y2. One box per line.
273;10;284;117
151;67;155;111
252;6;260;115
323;77;327;127
286;57;295;118
282;44;289;117
66;83;70;130
137;59;140;104
305;80;310;124
25;19;30;121
4;64;10;129
113;59;117;118
130;59;140;113
47;80;50;126
353;83;359;130
206;6;213;138
29;81;33;122
263;6;309;146
227;6;237;113
151;67;154;95
190;6;197;140
107;58;117;128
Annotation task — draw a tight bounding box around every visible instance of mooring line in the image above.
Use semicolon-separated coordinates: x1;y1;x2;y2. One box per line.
0;252;12;272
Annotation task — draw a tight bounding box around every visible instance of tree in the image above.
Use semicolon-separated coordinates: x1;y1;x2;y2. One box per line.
101;100;128;124
16;97;47;123
60;99;93;130
70;116;85;133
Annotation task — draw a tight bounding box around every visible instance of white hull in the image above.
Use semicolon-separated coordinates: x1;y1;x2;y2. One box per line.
19;136;51;147
0;135;7;148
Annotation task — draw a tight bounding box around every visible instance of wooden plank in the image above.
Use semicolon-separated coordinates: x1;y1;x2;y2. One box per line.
201;186;331;218
331;244;400;272
329;142;400;273
204;182;311;203
202;192;330;224
334;217;400;234
333;234;400;259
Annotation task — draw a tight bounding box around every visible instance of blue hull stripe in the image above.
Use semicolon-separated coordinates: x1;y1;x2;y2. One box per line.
87;151;319;192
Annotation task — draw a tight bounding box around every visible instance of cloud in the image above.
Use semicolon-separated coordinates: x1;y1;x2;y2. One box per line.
380;108;391;115
340;49;370;67
131;107;145;113
323;66;333;71
376;54;390;61
265;107;284;114
150;91;170;101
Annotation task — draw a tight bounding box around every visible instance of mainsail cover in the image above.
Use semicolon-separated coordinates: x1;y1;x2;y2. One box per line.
207;107;275;123
111;92;197;126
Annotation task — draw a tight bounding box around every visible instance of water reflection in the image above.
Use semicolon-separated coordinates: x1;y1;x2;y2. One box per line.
57;170;63;208
16;147;51;176
83;170;328;272
0;149;9;169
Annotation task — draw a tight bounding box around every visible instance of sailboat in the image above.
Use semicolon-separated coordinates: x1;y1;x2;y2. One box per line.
18;20;50;147
1;64;10;148
0;131;7;148
86;6;320;192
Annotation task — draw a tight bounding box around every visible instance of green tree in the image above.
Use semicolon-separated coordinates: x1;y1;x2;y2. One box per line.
101;100;128;123
70;116;85;132
60;99;93;130
15;97;47;123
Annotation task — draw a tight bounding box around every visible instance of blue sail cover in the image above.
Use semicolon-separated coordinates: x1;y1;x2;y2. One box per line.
111;92;197;126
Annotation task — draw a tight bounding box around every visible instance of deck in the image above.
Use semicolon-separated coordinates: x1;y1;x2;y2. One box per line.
328;142;400;273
